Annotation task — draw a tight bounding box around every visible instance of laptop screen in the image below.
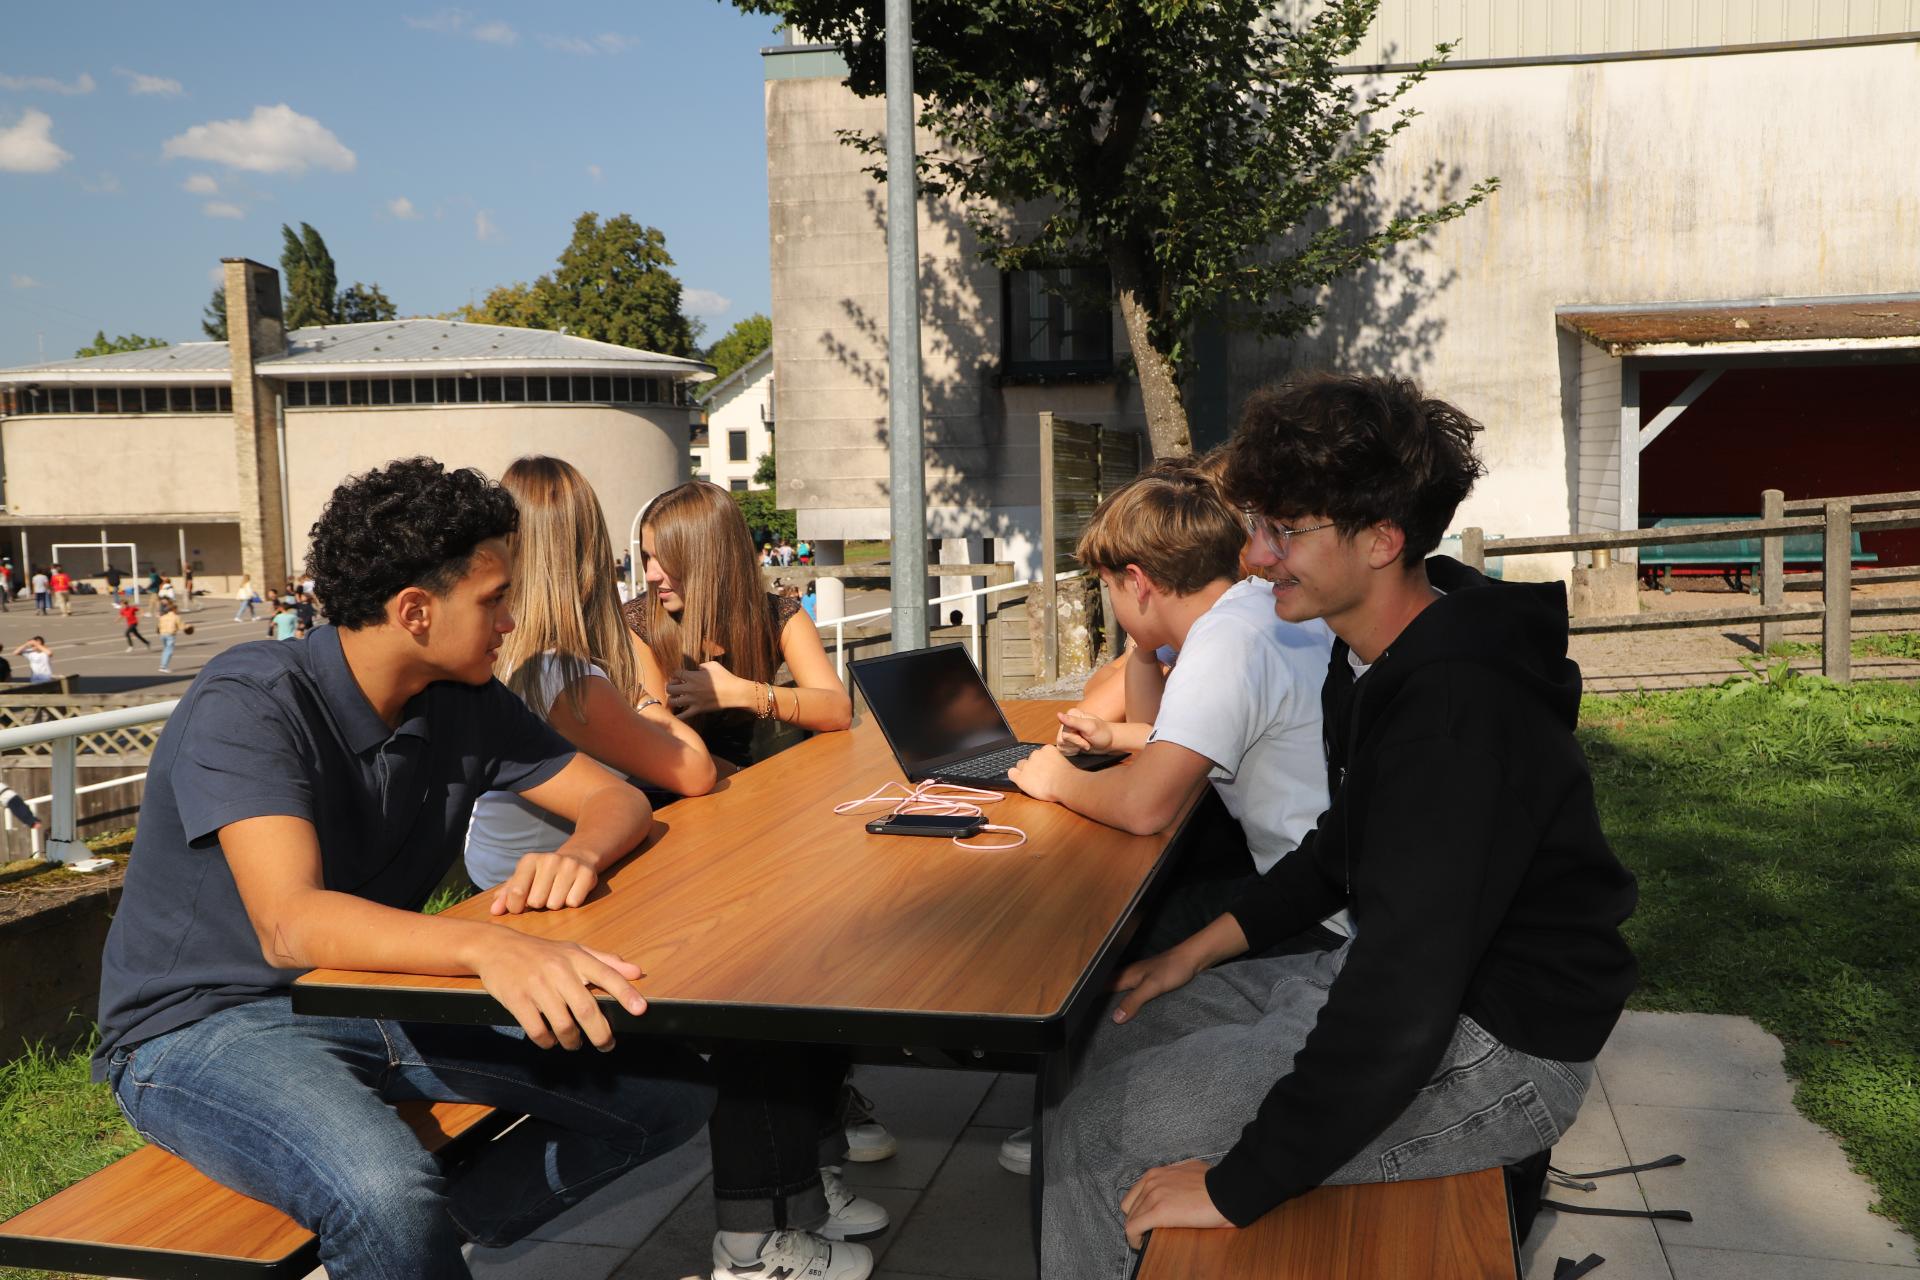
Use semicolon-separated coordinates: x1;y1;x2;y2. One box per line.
850;644;1019;775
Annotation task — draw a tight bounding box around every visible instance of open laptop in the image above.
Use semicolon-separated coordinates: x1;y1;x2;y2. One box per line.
849;643;1125;789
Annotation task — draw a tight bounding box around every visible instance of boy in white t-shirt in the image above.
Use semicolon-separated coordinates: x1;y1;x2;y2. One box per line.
1009;467;1340;954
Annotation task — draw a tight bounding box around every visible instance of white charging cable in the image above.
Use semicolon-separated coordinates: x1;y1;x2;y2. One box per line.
833;778;1028;851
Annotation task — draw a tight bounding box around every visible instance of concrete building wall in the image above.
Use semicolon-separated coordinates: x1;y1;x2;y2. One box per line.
1228;40;1920;576
1352;0;1919;65
765;74;1145;570
1;413;240;516
698;359;776;489
282;403;688;569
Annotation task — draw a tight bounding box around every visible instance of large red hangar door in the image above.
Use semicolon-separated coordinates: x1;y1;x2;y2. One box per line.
1557;297;1920;567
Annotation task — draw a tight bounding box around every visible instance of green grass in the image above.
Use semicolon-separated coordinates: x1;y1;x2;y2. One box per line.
0;1036;142;1279
1582;671;1920;1245
845;539;890;565
1765;630;1920;660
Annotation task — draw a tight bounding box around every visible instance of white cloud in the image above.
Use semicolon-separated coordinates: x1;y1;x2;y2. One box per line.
162;104;355;175
471;20;518;45
683;288;733;317
10;274;40;289
0;109;71;173
388;196;420;219
540;32;637;55
585;163;603;182
203;200;246;219
182;172;219;194
207;265;227;286
0;71;94;95
405;9;472;33
475;210;502;241
116;68;183;96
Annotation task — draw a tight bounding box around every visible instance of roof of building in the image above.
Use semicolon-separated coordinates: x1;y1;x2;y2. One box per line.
0;320;715;384
1557;294;1920;357
694;346;773;406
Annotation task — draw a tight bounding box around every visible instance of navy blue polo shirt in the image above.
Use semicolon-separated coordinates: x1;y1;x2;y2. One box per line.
93;625;575;1078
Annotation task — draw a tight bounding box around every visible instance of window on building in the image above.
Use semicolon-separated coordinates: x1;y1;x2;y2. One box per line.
391;378;413;405
1003;266;1114;377
71;388;94;412
169;387;194;412
728;430;749;462
592;375;613;402
370;379;391;406
730;478;749;493
145;387;168;413
480;376;503;403
613;376;631;402
94;387;120;412
327;381;349;406
218;387;232;411
285;381;308;407
457;377;480;404
504;376;525;402
194;387;217;412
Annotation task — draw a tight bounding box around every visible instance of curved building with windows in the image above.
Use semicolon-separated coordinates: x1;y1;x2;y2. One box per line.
0;258;708;590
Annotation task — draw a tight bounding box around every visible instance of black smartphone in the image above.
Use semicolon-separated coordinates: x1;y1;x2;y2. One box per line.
866;813;985;838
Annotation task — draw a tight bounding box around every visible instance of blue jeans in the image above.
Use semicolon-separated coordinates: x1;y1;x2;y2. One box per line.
159;634;176;668
106;997;713;1280
1041;944;1591;1279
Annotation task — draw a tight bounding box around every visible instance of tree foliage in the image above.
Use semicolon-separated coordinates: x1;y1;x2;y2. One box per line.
733;486;796;546
753;449;777;488
337;282;397;323
200;287;227;341
281;222;339;328
727;0;1494;454
458;213;698;356
75;331;167;358
700;313;773;395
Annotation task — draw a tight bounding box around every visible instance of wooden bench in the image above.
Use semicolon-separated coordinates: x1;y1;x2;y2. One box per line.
0;1099;504;1279
1136;1167;1519;1280
1638;515;1877;593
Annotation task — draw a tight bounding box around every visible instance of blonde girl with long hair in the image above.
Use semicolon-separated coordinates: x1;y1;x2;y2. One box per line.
626;481;850;770
463;457;716;892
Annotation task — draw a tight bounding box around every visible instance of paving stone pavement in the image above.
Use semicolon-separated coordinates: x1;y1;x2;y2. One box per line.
393;1010;1917;1280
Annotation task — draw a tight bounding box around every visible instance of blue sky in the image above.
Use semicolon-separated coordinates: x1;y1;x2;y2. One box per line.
0;2;785;366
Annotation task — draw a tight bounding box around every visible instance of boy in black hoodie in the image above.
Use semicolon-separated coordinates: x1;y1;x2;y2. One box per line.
1040;374;1638;1278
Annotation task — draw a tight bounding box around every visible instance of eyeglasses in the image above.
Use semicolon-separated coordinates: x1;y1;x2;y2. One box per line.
1242;511;1336;559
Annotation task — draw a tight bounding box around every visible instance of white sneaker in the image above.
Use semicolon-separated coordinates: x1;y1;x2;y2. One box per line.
818;1166;889;1241
999;1126;1032;1176
711;1229;872;1280
839;1084;897;1163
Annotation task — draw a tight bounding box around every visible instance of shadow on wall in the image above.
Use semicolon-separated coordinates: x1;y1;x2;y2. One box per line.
815;188;1028;516
1233;154;1473;421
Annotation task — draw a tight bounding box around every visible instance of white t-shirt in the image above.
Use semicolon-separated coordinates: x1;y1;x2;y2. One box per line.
464;655;605;890
1147;578;1347;932
24;649;53;682
31;573;48;593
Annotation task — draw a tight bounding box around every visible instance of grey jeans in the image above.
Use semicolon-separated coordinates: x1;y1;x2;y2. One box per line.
1040;943;1592;1280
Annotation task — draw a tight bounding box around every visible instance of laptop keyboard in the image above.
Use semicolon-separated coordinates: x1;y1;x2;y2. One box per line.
939;741;1040;781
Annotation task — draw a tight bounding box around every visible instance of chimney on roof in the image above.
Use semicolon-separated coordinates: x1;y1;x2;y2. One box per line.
222;258;290;591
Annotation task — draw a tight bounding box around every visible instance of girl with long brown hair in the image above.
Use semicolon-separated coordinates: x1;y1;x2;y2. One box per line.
627;480;850;770
464;457;716;892
626;482;881;1280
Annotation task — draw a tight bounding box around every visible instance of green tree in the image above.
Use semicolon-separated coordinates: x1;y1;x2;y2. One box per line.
200;286;227;341
733;487;796;546
337;282;397;323
728;0;1493;456
700;313;772;394
753;449;777;488
280;222;339;328
75;331;167;358
459;213;698;356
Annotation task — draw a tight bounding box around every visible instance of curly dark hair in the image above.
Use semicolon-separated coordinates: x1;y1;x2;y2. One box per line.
1221;373;1486;564
305;457;519;629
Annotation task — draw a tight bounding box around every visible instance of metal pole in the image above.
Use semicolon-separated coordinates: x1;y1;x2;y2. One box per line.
884;0;928;651
45;736;84;863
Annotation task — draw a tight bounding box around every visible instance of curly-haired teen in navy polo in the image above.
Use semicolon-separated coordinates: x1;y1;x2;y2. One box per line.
1039;376;1638;1279
94;458;713;1280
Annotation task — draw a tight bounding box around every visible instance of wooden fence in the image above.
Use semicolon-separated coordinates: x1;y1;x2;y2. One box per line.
1459;487;1920;682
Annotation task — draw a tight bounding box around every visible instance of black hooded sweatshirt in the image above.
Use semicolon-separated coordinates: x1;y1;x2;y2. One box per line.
1204;556;1638;1226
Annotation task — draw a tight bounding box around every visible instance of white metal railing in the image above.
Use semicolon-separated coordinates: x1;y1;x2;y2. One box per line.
0;699;177;864
821;570;1082;679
